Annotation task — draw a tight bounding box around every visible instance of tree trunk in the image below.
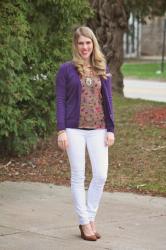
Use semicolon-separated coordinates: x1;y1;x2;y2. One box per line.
88;0;129;94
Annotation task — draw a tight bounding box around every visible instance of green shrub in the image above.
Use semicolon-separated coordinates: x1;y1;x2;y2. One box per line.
0;0;92;155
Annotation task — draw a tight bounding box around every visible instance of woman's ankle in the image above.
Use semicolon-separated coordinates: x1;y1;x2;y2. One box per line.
81;223;94;235
90;221;96;233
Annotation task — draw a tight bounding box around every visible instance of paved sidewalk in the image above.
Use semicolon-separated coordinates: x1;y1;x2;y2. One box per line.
124;79;166;103
0;181;166;250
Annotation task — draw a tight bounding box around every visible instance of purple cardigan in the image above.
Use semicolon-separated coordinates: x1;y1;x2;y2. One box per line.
55;61;114;132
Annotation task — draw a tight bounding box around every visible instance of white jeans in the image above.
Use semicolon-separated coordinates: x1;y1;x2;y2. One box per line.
66;128;108;225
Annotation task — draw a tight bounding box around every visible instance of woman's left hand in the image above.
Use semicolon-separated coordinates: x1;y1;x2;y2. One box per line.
105;132;115;147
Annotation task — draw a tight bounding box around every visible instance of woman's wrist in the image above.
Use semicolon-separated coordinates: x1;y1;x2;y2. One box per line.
107;131;114;135
57;130;66;136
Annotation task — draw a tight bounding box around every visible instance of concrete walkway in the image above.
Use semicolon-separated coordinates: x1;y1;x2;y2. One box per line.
124;79;166;103
0;181;166;250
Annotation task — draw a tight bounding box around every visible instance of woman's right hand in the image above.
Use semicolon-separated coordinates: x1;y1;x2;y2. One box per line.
57;131;69;151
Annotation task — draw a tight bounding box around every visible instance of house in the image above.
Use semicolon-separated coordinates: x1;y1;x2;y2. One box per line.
123;15;166;58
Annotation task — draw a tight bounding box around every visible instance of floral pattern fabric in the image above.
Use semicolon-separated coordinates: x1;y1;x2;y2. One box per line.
79;75;105;129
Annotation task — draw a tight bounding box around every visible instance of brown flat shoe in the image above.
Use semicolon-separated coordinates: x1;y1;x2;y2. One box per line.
95;232;101;239
79;225;97;241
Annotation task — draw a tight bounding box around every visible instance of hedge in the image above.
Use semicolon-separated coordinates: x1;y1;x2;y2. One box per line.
0;0;91;155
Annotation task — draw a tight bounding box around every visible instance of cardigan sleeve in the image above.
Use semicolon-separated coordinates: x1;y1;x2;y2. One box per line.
105;65;115;132
55;63;67;131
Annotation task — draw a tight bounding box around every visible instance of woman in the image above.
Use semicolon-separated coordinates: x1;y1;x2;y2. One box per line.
55;26;115;241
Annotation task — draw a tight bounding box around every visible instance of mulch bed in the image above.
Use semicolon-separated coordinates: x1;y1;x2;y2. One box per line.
134;107;166;128
0;132;70;185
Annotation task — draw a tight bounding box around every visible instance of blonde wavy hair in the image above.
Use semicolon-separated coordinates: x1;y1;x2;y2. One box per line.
72;26;107;79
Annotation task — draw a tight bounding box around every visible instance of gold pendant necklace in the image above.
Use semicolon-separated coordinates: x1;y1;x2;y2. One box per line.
83;65;95;87
85;77;93;87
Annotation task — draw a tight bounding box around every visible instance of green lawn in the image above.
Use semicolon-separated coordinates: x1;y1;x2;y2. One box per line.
122;62;166;80
86;94;166;196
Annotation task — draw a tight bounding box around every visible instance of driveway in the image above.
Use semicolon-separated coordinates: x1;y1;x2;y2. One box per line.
124;79;166;103
0;181;166;250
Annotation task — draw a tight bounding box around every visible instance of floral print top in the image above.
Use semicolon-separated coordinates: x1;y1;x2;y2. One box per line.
79;74;106;129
